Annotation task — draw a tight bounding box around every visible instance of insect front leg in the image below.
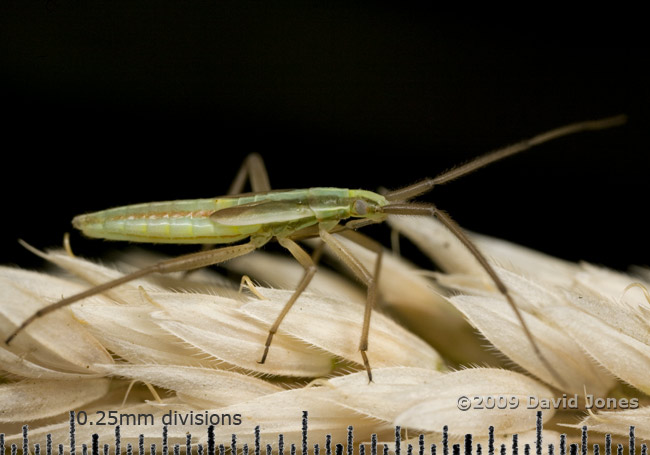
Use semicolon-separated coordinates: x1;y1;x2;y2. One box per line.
318;229;383;382
383;201;567;388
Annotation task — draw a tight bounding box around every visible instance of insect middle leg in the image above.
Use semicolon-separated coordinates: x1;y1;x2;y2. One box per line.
319;228;383;382
258;238;325;364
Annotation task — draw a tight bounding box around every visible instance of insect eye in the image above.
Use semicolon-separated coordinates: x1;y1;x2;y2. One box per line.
354;199;368;215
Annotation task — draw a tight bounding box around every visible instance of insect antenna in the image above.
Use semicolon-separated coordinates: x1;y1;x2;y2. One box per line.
380;115;627;389
383;114;627;202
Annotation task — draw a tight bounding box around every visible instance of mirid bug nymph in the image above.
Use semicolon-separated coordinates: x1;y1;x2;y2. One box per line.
6;115;627;386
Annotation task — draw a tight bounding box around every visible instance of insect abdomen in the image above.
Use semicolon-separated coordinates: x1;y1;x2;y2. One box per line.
72;199;258;244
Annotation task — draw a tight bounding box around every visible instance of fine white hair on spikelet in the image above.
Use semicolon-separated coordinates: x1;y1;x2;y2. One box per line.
1;218;648;445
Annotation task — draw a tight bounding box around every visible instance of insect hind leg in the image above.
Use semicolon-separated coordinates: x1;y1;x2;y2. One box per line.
181;153;272;279
228;153;272;195
5;239;264;345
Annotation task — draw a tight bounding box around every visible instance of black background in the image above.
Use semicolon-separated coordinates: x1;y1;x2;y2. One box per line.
1;4;648;272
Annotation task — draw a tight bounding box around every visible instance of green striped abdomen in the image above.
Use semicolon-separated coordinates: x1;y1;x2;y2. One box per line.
72;198;261;244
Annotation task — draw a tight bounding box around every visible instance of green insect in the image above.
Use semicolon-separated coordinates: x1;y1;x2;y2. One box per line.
6;115;626;384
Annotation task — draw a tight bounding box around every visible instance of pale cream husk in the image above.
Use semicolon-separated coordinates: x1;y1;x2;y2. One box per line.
0;216;648;449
